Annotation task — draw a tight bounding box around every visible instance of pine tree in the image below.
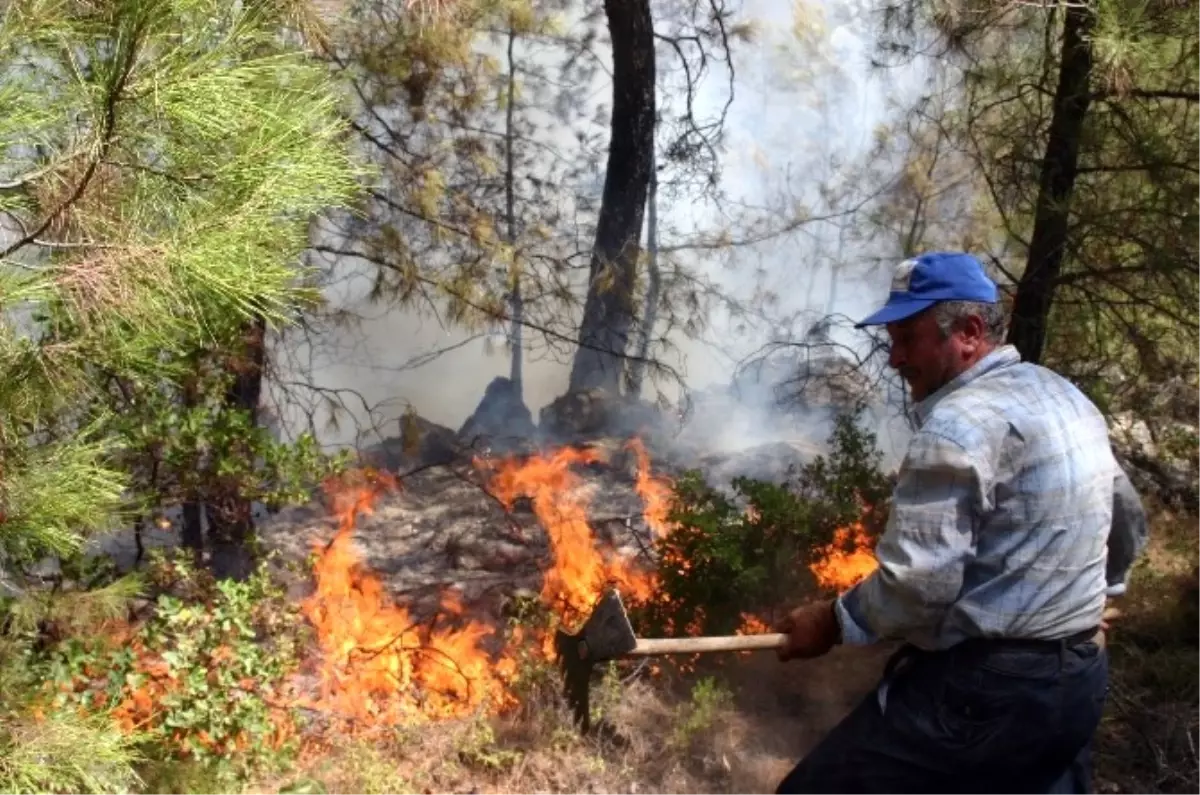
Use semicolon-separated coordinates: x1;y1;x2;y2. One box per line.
0;0;357;787
868;0;1198;420
0;0;360;570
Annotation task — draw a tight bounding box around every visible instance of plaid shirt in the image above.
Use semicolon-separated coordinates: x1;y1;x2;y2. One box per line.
837;345;1148;651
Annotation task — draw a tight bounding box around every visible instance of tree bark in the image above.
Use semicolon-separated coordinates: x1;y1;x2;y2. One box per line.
504;23;524;398
625;144;659;398
1006;3;1096;363
567;0;656;394
207;314;266;580
179;364;205;562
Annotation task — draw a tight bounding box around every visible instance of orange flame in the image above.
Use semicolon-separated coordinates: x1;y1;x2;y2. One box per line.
480;445;657;626
736;613;771;635
298;469;517;725
628;437;675;538
298;442;676;726
808;519;878;591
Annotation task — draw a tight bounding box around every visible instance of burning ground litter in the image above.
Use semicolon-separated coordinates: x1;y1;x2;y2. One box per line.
292;439;880;730
52;436;882;759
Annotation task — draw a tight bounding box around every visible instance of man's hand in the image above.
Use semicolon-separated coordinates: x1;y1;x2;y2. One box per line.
1100;601;1122;632
774;599;841;662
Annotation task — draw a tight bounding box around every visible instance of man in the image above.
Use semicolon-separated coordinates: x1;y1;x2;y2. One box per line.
774;252;1148;794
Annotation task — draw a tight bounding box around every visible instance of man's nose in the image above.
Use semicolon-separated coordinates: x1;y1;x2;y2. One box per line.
888;344;905;370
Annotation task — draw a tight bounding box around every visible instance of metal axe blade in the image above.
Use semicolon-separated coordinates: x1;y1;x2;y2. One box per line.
553;587;789;733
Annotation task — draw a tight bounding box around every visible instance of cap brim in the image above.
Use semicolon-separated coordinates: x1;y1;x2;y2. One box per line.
854;297;937;329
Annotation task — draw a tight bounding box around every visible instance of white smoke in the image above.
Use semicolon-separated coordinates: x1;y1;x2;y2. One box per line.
267;0;925;470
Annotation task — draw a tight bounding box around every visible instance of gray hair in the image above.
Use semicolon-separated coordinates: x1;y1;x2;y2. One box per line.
932;300;1008;343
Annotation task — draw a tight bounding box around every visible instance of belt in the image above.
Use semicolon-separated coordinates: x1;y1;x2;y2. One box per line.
956;626;1102;654
876;626;1104;713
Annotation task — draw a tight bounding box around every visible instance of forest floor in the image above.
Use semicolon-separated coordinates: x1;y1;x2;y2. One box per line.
134;507;1196;795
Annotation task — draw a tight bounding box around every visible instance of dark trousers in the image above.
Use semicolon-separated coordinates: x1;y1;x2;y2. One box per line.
776;635;1109;794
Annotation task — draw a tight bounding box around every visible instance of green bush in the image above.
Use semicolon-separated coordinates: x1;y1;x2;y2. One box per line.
39;554;306;786
635;412;891;636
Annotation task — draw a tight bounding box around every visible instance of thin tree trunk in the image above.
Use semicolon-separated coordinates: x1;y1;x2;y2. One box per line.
1006;3;1096;363
567;0;656;394
181;501;203;564
504;23;523;397
625;144;659;398
208;314;265;580
179;365;205;562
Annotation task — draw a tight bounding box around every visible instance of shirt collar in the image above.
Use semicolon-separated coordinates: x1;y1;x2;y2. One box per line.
912;344;1022;426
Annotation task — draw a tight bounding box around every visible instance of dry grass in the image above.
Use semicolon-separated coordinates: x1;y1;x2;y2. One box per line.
248;643;892;795
1095;506;1199;794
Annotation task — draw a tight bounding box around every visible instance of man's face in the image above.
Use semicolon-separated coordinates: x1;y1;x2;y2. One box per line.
886;308;990;402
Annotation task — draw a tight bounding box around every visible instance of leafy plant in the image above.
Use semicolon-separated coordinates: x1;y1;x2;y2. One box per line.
672;677;734;749
43;555;306;786
636;411;890;636
108;369;355;529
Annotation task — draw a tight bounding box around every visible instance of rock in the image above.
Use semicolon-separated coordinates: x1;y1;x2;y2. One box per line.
693;440;824;489
1110;412;1157;457
254;458;659;622
1148;375;1199;423
782;355;875;411
539;388;616;439
732;348;875;414
0;563;23;597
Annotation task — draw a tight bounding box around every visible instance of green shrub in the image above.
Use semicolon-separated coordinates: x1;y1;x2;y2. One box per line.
635;411;891;636
41;554;305;786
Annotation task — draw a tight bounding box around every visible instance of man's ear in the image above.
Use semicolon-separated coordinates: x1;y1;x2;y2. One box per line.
958;313;988;348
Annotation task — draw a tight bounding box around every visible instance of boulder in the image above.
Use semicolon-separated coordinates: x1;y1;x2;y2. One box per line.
776;355;875;412
1110;412;1157;458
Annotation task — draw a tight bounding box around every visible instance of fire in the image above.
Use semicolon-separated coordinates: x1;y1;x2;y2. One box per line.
480;445;658;625
736;613;771;635
734;612;772;658
299;469;517;725
297;442;677;726
628;437;675;537
808;518;878;591
65;434;890;752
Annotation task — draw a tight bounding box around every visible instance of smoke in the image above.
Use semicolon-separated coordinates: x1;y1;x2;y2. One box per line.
268;0;922;470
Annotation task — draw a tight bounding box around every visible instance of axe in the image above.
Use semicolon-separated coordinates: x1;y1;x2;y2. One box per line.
553;588;787;732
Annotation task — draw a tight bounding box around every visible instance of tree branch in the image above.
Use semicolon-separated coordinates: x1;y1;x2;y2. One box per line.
0;16;144;260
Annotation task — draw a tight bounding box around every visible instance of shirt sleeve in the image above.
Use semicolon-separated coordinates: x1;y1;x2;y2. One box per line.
1105;463;1149;596
836;428;980;646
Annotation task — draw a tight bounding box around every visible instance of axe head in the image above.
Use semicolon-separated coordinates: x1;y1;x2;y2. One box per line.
554;588;638;732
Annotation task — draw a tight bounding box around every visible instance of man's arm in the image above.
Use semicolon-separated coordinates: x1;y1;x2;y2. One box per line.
836;429;981;646
1106;463;1149;596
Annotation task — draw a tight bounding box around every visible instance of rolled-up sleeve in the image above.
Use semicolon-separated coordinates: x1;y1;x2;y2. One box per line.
1105;464;1149;596
836;429;980;648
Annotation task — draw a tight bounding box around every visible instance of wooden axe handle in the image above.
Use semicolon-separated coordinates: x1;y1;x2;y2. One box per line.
628;633;789;656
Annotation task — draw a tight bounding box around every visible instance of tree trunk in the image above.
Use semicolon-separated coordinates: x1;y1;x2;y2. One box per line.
625;144;659;398
567;0;656;394
181;501;204;563
207;314;265;580
504;24;524;398
1006;3;1096;363
179;364;205;563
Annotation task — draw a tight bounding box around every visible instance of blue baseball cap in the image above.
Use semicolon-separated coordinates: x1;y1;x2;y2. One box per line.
855;251;999;328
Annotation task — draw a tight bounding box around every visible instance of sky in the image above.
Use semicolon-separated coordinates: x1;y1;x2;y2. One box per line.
269;0;925;459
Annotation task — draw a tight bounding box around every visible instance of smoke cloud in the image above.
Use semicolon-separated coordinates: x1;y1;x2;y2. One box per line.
269;0;922;469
